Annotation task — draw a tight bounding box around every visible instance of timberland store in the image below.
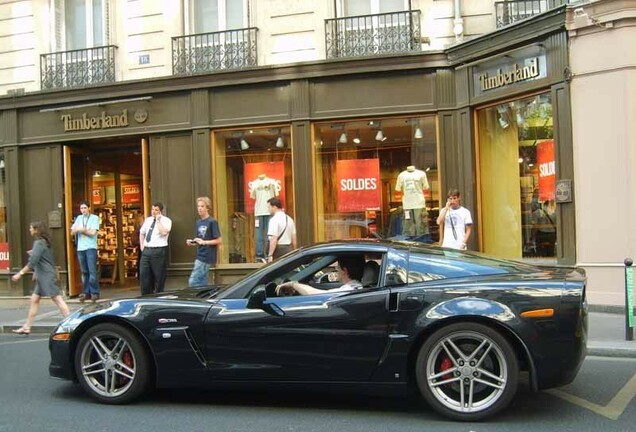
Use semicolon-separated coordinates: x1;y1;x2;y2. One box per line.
0;31;575;298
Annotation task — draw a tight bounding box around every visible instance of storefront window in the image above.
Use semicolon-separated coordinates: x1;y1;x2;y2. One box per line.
477;93;556;260
213;126;292;264
313;116;439;242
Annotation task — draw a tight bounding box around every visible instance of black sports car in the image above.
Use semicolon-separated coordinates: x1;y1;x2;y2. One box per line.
49;240;587;421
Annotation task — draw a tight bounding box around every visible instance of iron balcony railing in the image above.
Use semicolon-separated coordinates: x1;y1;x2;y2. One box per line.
172;27;258;76
325;10;421;59
495;0;568;28
40;45;117;90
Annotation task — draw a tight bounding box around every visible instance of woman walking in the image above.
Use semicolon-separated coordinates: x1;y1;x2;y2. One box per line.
11;221;70;335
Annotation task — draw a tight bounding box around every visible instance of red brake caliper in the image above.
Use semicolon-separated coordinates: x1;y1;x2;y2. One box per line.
121;351;133;384
440;355;453;382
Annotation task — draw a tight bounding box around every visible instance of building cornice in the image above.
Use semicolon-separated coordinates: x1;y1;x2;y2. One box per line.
446;5;567;66
0;51;449;111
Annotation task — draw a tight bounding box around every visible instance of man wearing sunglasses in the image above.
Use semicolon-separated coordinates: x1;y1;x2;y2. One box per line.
437;188;473;250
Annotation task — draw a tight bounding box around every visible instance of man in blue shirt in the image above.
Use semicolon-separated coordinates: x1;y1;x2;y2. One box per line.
70;200;100;302
186;197;222;287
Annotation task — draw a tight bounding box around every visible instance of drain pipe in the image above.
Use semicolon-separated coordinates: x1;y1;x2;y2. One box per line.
453;0;464;42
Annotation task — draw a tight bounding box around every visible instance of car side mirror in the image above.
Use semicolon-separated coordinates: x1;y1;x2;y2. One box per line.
247;287;266;309
247;287;285;317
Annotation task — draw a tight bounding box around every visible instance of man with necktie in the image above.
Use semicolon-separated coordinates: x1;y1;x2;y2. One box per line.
139;202;172;295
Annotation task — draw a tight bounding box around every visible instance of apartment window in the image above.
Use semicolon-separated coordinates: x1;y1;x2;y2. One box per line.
53;0;110;51
339;0;408;16
187;0;247;34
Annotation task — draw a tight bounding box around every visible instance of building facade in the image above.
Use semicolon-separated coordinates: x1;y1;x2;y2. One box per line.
1;0;625;307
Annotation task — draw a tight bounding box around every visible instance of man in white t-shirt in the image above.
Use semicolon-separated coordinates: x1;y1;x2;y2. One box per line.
276;255;364;296
436;188;473;250
266;197;297;262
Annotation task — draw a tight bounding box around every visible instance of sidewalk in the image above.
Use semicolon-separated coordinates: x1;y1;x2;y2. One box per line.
1;294;635;358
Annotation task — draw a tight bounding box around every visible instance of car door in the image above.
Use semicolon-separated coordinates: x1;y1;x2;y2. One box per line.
202;251;390;382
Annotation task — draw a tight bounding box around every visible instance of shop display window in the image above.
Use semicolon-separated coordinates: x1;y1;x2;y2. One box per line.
213;127;293;264
477;93;557;260
313;116;439;243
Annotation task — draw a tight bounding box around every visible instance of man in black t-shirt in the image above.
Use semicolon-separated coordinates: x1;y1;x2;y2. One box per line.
186;197;222;287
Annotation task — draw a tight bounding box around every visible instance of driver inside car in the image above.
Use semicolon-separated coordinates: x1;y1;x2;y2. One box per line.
275;255;365;296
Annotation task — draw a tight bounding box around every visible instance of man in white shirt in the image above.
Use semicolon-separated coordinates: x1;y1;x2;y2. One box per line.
276;255;364;296
266;198;297;262
437;188;473;250
139;202;173;294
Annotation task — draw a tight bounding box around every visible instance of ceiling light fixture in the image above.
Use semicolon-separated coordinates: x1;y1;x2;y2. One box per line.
275;136;285;148
375;129;385;141
240;139;250;150
353;130;361;144
414;127;423;139
339;132;348;144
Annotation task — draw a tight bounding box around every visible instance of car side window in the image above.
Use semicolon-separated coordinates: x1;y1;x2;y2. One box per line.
385;249;408;286
408;252;509;283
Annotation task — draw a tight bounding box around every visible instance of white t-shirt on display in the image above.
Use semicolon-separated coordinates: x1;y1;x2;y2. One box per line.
396;169;429;210
249;177;279;216
442;206;473;249
267;211;296;245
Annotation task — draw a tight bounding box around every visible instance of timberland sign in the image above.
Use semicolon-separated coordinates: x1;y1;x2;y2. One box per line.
61;109;129;132
478;58;540;92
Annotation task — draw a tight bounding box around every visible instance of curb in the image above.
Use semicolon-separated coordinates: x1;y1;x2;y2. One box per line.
587;347;636;358
1;324;55;335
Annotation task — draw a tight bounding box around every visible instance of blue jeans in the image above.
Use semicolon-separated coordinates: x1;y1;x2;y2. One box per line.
77;248;99;296
188;259;210;287
254;215;270;259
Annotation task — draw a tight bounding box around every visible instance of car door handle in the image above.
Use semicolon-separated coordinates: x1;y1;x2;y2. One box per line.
389;292;399;312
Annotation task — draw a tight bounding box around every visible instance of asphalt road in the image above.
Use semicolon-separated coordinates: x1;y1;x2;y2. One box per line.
1;334;635;432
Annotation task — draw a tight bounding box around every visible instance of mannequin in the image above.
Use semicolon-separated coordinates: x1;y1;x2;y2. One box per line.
249;174;279;262
395;165;430;240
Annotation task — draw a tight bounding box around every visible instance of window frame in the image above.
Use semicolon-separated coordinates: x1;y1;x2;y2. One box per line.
184;0;249;35
51;0;111;52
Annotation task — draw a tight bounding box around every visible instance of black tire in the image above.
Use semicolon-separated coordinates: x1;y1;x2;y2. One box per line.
415;322;519;421
74;323;151;404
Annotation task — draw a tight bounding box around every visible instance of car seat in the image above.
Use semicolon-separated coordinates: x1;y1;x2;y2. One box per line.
361;261;380;287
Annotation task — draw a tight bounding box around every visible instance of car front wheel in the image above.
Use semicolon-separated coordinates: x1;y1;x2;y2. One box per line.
415;322;519;421
74;323;151;404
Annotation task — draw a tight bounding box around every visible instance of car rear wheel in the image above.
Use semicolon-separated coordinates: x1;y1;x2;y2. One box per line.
74;323;151;404
415;322;519;421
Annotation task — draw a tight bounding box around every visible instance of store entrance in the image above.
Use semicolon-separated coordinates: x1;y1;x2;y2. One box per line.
64;138;148;297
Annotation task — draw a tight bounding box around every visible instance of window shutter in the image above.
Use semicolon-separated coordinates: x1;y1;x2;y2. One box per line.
53;0;65;51
104;0;110;44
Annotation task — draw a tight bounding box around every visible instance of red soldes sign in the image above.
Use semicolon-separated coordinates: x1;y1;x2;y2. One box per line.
122;184;141;204
336;159;380;213
0;242;8;270
537;140;556;201
92;188;103;205
244;162;286;213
